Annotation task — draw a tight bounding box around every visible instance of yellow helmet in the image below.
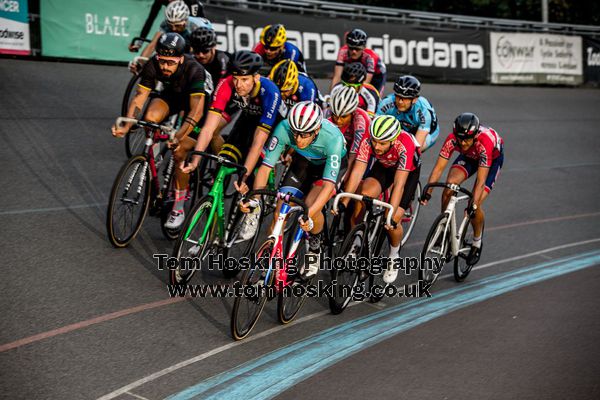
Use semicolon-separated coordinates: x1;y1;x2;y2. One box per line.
269;59;299;93
260;24;287;48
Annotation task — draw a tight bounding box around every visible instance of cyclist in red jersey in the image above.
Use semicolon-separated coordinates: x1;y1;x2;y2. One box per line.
421;113;505;265
331;28;387;94
327;85;370;178
332;62;380;117
340;115;421;283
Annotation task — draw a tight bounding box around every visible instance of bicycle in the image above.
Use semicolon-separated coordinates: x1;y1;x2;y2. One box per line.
328;193;394;314
106;117;200;247
231;189;337;340
419;182;477;285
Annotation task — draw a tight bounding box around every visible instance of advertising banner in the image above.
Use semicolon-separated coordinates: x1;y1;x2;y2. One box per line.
40;0;161;61
583;36;600;85
0;0;30;55
490;32;583;85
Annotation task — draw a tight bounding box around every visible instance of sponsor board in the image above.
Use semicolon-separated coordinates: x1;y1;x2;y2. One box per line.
0;0;30;55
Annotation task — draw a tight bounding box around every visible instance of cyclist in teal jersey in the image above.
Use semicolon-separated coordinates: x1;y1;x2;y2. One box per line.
241;101;347;278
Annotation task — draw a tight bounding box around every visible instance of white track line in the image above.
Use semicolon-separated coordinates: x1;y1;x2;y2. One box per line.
97;237;600;400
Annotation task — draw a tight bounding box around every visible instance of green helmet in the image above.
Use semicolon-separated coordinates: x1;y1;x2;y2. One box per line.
370;115;401;142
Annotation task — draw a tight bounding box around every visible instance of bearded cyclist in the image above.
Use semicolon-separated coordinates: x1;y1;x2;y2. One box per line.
327;85;370;177
253;24;306;73
181;50;283;234
242;102;347;278
112;32;210;230
269;59;320;115
331;28;386;94
190;26;230;88
130;1;211;74
377;75;439;152
421;113;504;265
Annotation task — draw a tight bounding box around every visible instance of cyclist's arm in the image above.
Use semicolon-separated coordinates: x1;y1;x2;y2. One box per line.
141;32;162;59
425;155;450;194
364;72;374;86
330;65;343;92
308;180;335;220
138;0;163;41
121;86;151;133
415;106;432;150
343;159;367;195
176;94;205;141
472;166;489;208
253;164;272;191
242;126;270;182
389;169;409;215
346;153;357;179
189;111;224;166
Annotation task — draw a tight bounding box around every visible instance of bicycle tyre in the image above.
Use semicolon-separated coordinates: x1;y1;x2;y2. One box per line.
328;224;364;314
419;213;450;286
231;238;276;340
106;155;152;248
401;181;421;246
454;220;481;282
369;221;390;303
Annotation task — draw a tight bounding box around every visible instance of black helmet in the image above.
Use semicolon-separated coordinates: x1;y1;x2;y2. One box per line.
190;26;217;51
346;28;367;47
393;75;421;98
231;50;263;76
453;113;480;140
342;62;367;84
156;32;186;57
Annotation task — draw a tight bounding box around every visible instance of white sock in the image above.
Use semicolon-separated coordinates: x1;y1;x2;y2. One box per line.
389;244;401;260
472;235;482;248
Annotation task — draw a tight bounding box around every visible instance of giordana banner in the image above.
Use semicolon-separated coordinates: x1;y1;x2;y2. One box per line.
0;0;30;55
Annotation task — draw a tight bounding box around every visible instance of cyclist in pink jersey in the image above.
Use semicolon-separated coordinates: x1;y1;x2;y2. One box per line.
422;113;505;265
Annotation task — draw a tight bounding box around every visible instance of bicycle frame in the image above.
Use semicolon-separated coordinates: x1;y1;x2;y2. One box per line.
441;189;472;258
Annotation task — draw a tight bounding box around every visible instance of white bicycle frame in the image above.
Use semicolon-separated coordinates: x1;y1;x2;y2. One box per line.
432;184;472;259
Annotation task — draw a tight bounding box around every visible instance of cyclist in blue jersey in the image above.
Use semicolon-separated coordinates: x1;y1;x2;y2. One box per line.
253;24;306;73
241;102;347;278
269;59;320;116
377;75;439;152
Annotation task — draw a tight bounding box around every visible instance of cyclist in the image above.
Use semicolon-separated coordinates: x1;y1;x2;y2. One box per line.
130;1;211;74
253;24;307;73
129;0;206;52
269;59;320;115
182;50;283;215
331;62;380;116
331;28;387;94
339;115;421;284
242;101;347;278
112;33;210;230
377;75;439;152
421;113;504;265
327;85;370;176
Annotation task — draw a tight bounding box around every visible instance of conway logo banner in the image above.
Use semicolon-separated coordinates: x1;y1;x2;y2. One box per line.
490;32;583;85
0;0;30;55
583;36;600;85
40;0;488;83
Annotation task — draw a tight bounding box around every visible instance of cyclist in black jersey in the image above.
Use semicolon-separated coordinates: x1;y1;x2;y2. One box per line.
113;33;210;230
129;0;206;52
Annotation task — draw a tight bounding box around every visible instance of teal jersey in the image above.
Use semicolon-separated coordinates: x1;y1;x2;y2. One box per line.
263;119;347;183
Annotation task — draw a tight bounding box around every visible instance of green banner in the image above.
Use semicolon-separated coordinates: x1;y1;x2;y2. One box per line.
41;0;162;61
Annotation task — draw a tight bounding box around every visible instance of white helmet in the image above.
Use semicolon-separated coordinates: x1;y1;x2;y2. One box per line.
330;85;359;116
288;101;323;133
165;1;190;24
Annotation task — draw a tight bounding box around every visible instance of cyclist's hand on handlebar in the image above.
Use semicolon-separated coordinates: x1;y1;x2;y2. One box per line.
167;137;179;150
234;180;249;195
239;197;259;214
128;60;140;74
111;123;129;138
332;197;349;215
420;191;432;206
385;209;401;231
180;159;198;174
298;216;314;232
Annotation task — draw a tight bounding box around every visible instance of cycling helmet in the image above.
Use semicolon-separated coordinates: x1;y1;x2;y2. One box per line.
342;62;367;85
288;101;323;133
370;115;401;142
393;75;421;98
453;112;480;140
230;50;263;75
269;59;299;92
165;1;190;24
346;28;367;47
156;33;186;57
260;24;287;48
330;85;359;117
190;26;217;51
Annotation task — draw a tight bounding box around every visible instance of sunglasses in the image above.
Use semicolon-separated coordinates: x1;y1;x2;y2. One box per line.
157;57;179;66
168;22;186;29
291;129;315;139
342;80;361;88
194;47;213;55
264;45;282;51
348;46;364;52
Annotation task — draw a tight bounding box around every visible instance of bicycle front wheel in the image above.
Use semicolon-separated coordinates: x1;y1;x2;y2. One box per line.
419;213;450;286
328;224;364;314
277;229;311;324
106;155;152;248
454;219;480;282
401;181;421;246
170;196;217;285
231;238;275;340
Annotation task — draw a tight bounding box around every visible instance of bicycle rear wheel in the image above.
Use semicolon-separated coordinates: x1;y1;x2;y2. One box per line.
401;181;421;246
328;224;364;314
231;239;275;340
454;219;480;282
170;196;218;285
106;155;152;248
419;213;449;286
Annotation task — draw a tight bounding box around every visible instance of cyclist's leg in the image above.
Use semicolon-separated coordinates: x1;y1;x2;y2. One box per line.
387;165;421;247
142;97;170;124
351;161;387;224
470;153;503;245
442;155;471;211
